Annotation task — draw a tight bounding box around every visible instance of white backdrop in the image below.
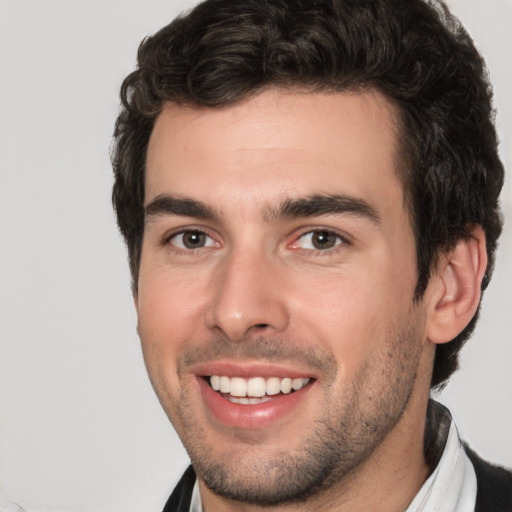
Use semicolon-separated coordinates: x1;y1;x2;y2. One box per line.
0;1;510;511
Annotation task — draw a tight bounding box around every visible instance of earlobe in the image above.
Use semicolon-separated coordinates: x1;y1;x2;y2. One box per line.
426;226;487;344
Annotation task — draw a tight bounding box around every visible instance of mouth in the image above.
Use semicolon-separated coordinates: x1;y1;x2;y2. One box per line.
207;375;312;404
193;362;317;429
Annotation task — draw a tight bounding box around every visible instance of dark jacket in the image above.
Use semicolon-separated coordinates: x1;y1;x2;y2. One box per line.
162;448;512;512
465;446;512;512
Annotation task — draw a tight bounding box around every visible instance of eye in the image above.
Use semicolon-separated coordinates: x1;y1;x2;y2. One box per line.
169;230;217;250
294;230;344;251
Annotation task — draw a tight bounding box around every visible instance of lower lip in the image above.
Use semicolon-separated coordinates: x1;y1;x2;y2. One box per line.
197;377;313;429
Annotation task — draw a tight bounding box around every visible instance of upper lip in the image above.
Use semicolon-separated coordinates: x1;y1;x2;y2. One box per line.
189;360;319;380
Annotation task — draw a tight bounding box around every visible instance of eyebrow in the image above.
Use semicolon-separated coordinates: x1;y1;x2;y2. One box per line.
144;193;380;225
144;195;220;222
266;194;381;225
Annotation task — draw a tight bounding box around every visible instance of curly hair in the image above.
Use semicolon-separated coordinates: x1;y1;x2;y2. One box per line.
111;0;504;389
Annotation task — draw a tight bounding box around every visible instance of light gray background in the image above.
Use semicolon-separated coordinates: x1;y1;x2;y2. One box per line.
0;1;510;511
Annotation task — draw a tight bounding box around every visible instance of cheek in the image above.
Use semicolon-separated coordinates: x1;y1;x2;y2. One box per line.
287;283;373;383
137;266;210;342
288;265;415;368
136;270;207;400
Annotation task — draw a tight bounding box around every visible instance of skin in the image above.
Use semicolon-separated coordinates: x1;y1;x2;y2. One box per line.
135;89;482;511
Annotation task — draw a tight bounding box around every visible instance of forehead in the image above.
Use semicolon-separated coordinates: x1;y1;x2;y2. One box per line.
145;89;405;219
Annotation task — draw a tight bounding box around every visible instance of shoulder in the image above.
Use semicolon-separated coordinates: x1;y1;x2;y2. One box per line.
464;444;512;512
162;465;197;512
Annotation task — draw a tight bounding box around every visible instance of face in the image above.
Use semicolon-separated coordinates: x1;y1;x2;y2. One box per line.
137;90;431;506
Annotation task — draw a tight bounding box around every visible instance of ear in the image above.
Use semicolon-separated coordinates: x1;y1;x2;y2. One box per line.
426;226;487;344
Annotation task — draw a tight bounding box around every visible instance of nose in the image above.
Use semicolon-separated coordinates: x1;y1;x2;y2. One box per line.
204;249;290;341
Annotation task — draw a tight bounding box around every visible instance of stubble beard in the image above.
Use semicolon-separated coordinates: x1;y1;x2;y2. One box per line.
159;318;425;507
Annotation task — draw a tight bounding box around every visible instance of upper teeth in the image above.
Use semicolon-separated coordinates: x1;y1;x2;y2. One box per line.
209;376;310;397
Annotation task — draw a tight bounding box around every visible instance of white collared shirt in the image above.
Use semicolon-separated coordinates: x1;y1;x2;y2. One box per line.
190;481;203;512
406;420;477;512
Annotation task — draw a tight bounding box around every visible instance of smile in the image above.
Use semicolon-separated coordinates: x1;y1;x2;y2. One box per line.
192;359;319;429
209;376;311;404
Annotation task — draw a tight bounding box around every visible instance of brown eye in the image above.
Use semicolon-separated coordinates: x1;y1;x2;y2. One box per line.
311;231;338;249
295;230;344;251
170;230;215;250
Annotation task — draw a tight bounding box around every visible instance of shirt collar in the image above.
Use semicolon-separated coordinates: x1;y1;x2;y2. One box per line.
405;400;477;512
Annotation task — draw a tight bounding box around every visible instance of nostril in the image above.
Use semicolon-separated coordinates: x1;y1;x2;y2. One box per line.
254;323;270;329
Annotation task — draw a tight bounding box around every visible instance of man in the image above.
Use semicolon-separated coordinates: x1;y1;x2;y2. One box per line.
111;0;511;510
